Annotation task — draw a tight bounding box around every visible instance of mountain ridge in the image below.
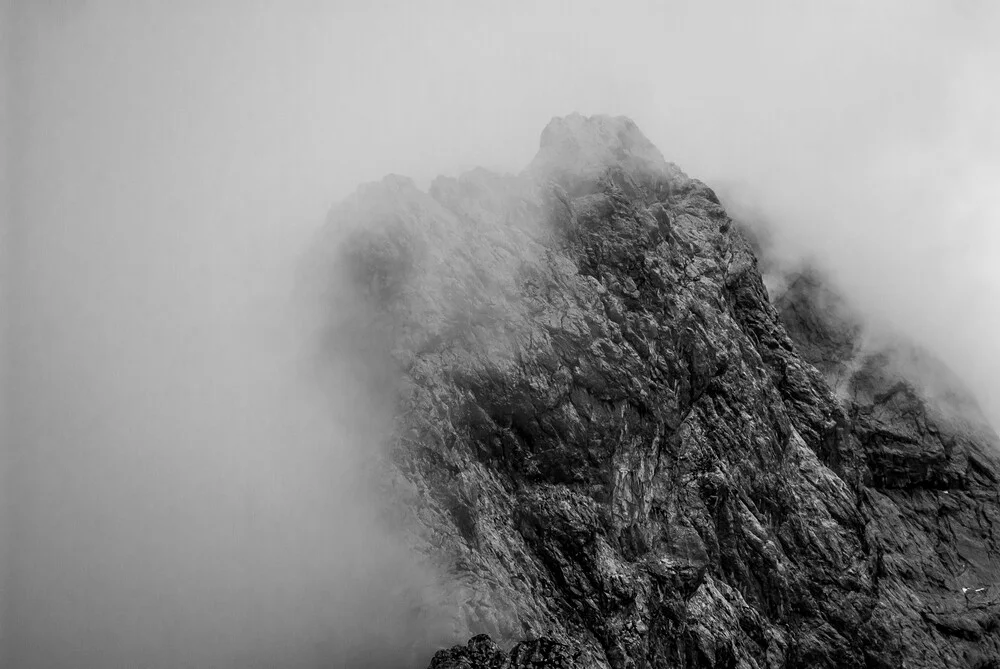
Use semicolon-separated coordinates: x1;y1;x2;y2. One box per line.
307;114;1000;668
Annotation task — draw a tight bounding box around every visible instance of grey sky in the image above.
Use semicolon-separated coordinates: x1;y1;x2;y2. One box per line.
3;1;1000;667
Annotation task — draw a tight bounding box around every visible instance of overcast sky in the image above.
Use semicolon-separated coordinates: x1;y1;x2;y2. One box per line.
3;1;1000;667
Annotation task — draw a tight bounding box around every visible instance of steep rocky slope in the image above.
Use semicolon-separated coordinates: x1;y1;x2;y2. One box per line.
773;271;1000;667
307;114;1000;668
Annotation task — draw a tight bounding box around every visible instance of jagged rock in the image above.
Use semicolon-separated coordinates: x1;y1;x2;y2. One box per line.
772;268;1000;667
429;634;582;669
304;114;1000;668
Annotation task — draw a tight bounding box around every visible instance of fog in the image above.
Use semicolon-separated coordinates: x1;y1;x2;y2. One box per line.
2;1;999;667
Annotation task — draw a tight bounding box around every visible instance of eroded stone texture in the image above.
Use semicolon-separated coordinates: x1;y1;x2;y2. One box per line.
305;114;1000;668
774;271;1000;668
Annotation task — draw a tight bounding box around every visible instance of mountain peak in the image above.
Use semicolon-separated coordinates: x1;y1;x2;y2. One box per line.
310;114;1000;669
526;113;679;189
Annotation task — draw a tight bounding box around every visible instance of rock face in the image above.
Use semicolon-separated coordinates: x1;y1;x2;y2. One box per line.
773;271;1000;667
307;114;1000;668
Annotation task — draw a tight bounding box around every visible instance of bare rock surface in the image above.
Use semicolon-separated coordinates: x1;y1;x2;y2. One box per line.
306;114;1000;668
774;270;1000;668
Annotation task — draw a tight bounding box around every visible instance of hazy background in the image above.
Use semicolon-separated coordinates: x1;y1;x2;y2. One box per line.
1;0;11;660
3;0;999;667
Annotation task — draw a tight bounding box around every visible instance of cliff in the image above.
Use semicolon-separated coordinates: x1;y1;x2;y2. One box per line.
308;114;1000;668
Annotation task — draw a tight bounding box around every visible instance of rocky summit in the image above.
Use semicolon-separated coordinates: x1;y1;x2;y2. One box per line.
308;113;1000;668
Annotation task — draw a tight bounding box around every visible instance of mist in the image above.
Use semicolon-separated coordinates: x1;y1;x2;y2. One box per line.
3;1;999;667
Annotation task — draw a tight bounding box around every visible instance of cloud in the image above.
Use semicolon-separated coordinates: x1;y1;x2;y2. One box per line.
4;0;999;666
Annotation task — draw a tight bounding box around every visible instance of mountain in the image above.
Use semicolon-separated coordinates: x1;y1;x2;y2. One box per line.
306;114;1000;668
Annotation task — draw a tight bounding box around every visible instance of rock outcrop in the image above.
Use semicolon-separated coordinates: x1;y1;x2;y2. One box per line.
428;634;582;669
306;114;1000;668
